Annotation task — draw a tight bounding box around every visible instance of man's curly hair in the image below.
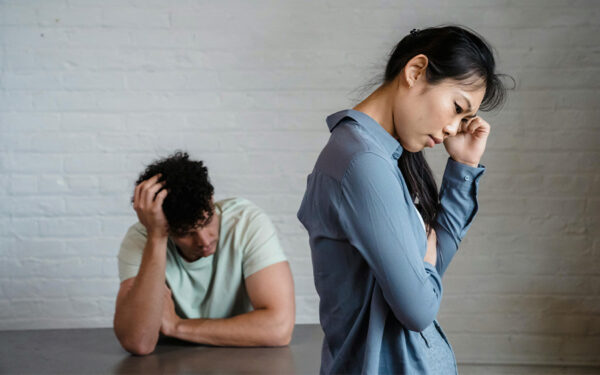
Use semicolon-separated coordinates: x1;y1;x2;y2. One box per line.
133;151;215;236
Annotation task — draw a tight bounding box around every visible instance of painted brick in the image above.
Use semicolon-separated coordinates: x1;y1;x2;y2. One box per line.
9;175;38;195
38;218;100;237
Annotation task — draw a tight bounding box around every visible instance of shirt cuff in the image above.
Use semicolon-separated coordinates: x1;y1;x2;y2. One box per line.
423;261;442;295
442;157;486;191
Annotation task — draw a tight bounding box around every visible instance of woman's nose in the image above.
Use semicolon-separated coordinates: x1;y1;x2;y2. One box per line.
443;122;460;138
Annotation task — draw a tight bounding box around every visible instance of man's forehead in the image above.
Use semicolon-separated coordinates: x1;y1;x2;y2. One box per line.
195;210;214;227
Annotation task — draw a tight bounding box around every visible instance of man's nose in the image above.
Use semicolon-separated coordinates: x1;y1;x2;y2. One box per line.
195;231;211;247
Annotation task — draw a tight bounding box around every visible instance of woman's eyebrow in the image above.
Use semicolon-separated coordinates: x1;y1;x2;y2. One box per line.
460;94;478;118
460;94;473;112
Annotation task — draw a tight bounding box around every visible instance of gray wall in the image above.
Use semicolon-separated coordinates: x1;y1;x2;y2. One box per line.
1;0;599;366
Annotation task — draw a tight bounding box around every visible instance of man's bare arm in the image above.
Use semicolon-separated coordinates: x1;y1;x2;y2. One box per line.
162;261;295;346
113;174;169;355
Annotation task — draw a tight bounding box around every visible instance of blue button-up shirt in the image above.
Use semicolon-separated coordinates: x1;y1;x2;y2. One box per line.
297;109;486;374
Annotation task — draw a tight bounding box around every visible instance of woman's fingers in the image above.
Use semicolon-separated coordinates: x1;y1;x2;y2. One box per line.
468;116;491;136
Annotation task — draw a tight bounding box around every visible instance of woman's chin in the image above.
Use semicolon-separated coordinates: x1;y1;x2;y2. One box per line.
405;143;424;153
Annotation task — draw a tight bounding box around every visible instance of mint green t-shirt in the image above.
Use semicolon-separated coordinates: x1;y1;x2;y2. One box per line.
117;197;288;319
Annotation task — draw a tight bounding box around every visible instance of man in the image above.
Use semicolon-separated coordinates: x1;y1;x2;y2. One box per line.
114;151;295;355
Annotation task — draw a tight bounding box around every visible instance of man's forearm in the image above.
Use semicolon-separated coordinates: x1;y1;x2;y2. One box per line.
114;236;168;354
168;308;293;347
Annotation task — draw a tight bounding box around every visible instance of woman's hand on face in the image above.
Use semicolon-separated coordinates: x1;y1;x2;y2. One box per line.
443;116;490;167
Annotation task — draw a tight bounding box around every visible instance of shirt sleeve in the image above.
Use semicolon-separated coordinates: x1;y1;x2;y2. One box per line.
433;157;486;277
117;223;147;282
338;152;442;332
241;204;288;279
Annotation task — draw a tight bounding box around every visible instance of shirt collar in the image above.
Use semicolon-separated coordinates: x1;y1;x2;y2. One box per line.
326;109;404;160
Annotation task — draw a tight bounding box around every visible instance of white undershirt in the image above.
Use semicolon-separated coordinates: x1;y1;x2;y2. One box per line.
413;204;426;232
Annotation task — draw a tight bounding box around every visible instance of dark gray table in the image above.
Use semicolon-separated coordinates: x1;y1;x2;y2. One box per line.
0;324;324;374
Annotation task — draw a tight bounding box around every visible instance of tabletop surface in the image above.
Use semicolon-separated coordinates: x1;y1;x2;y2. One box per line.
0;324;324;374
3;324;600;375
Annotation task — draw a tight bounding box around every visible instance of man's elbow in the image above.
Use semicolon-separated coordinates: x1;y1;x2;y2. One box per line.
270;313;294;346
119;337;157;356
273;324;293;346
114;326;157;356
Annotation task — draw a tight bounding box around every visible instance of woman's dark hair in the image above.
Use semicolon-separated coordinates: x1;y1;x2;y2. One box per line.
384;25;514;233
133;151;215;236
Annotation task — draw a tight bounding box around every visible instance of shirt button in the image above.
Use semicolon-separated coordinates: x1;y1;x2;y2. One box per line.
464;175;471;181
392;152;400;159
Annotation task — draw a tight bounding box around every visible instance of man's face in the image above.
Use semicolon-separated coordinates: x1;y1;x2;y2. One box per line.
171;211;220;262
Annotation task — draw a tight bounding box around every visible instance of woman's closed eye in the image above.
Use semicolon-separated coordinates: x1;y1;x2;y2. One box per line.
455;103;472;123
455;102;463;114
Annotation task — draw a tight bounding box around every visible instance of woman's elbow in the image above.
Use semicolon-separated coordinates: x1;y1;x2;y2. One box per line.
403;316;435;332
392;306;438;332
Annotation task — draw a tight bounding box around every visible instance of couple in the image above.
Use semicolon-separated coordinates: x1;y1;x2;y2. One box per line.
114;25;510;374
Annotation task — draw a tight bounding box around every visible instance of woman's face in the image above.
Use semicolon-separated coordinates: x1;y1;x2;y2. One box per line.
391;56;487;152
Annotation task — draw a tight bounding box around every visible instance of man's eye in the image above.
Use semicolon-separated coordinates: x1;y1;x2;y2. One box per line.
455;103;463;114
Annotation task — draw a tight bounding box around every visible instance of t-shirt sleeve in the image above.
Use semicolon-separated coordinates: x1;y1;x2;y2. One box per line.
241;204;288;278
117;223;148;282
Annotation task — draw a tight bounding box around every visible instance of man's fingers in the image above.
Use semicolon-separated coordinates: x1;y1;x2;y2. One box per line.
133;183;142;209
142;181;165;208
134;174;162;209
140;174;162;191
154;188;168;207
147;182;165;205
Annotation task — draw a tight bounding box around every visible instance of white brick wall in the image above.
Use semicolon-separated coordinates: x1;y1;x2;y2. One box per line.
1;0;599;366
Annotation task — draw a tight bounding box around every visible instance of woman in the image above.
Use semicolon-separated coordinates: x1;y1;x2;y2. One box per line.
297;25;512;374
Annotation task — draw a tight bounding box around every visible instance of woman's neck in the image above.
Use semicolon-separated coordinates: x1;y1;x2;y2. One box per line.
353;83;398;140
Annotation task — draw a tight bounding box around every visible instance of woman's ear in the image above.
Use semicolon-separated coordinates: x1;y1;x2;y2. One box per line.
402;54;429;88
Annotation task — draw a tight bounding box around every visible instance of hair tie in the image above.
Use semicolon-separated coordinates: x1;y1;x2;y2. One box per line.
410;28;420;36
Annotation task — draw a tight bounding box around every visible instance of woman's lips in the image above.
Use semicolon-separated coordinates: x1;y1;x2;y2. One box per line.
427;135;435;147
429;135;442;145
